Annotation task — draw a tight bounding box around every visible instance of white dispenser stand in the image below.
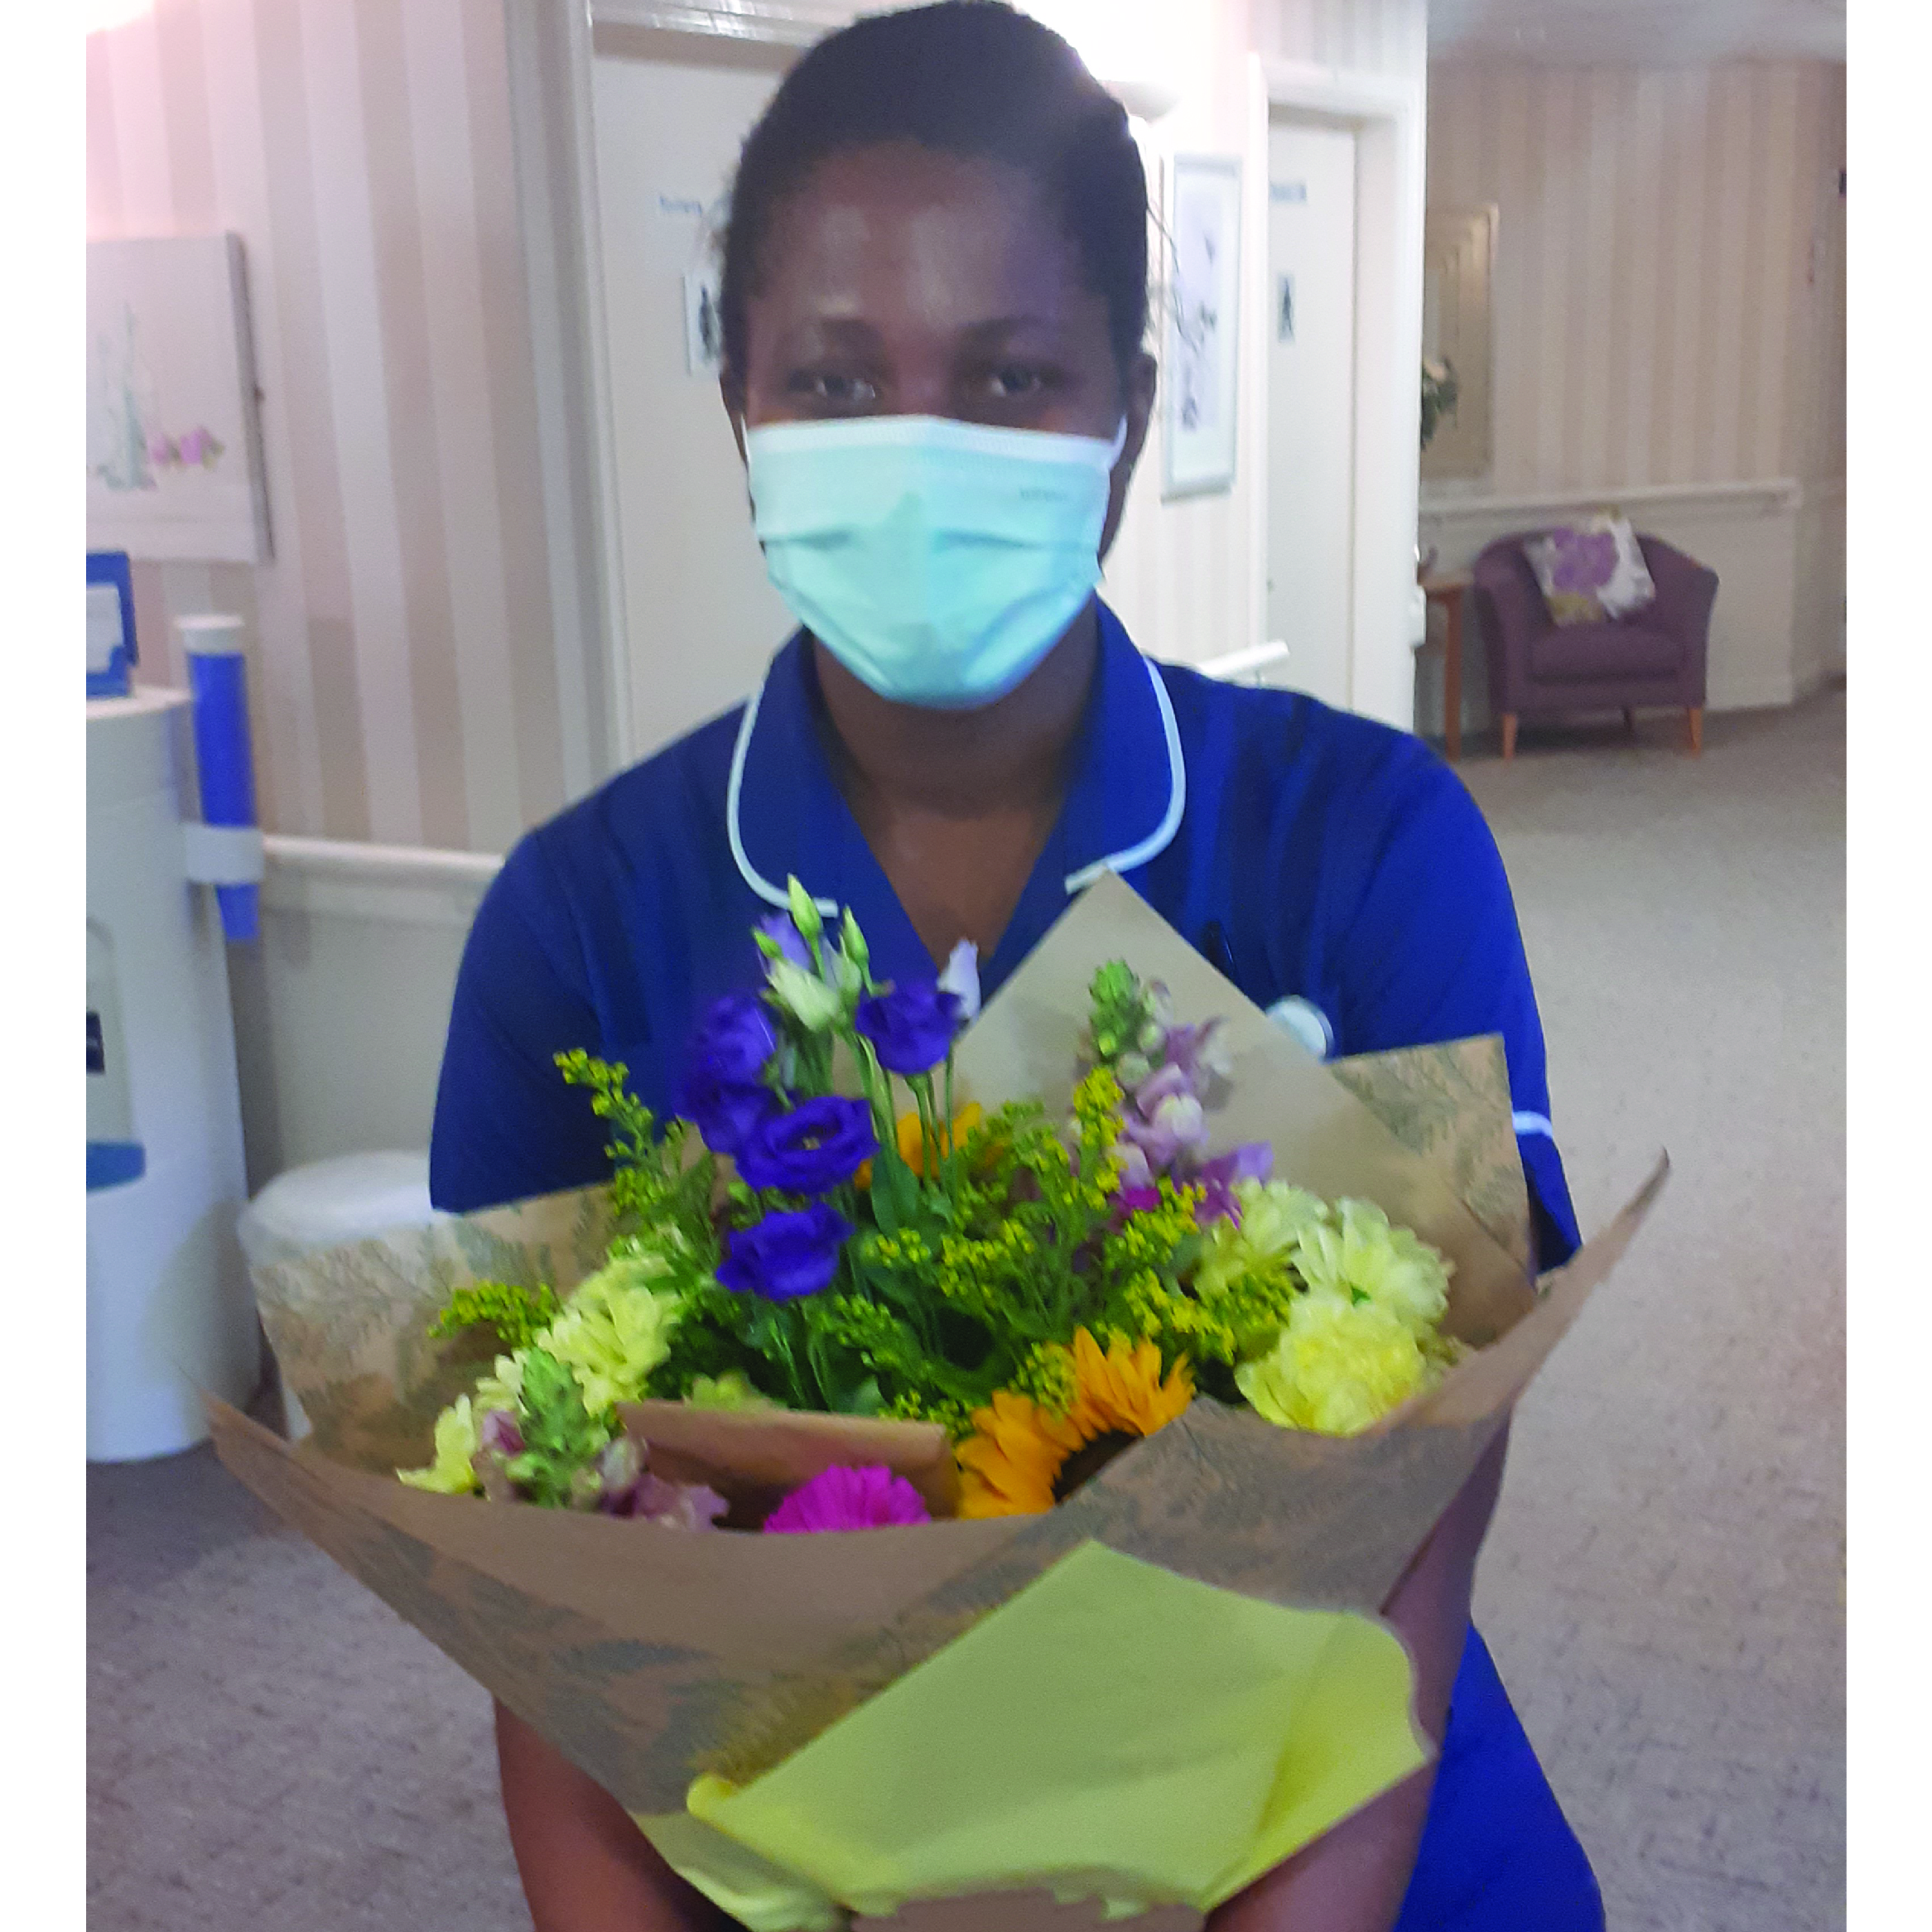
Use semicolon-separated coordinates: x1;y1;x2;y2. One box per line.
87;689;259;1459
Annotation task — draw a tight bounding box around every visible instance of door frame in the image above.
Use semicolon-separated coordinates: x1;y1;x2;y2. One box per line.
504;2;850;782
1247;57;1425;729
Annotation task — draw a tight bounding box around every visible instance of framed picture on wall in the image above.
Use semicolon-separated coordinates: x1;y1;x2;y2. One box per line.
87;234;272;563
1161;153;1243;499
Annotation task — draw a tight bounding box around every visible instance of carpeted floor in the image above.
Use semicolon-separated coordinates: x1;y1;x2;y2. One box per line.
88;692;1846;1932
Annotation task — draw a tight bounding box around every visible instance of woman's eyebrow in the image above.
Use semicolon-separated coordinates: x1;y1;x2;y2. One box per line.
956;316;1067;344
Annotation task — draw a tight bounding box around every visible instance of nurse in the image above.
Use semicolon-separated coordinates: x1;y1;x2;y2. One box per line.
431;5;1602;1929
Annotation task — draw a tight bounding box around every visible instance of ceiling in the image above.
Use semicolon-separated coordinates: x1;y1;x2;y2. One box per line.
1429;0;1846;66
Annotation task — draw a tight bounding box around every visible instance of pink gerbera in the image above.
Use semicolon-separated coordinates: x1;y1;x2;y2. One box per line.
763;1463;931;1533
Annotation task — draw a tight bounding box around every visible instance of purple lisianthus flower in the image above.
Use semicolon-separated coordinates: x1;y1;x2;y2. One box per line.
764;1463;931;1533
1110;1182;1163;1227
757;911;812;970
718;1202;853;1301
689;991;778;1084
735;1095;876;1195
677;992;781;1154
855;982;963;1076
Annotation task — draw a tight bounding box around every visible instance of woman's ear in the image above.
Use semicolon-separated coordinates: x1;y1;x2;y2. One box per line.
1100;350;1159;562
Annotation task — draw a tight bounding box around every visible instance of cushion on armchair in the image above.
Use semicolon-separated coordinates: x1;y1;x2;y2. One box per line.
1523;513;1658;625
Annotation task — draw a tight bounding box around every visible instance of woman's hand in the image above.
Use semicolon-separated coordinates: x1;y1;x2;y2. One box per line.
1205;1420;1513;1932
494;1702;736;1932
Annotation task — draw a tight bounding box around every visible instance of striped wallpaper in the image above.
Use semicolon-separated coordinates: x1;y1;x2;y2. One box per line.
1425;56;1847;496
86;0;1430;852
87;0;584;854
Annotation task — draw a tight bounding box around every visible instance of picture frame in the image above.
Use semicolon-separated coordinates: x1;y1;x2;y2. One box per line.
1161;153;1243;499
86;234;272;563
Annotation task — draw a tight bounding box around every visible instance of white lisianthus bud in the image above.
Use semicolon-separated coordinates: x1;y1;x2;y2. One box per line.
767;957;844;1032
937;939;981;1023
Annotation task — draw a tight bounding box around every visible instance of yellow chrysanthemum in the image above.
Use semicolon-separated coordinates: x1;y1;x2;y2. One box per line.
397;1395;480;1495
955;1329;1194;1519
1235;1297;1438;1436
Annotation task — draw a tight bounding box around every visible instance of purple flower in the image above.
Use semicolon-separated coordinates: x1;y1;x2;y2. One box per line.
1162;1020;1233;1089
1111;1139;1154;1190
1133;1062;1197;1111
1191;1144;1271;1227
718;1202;853;1301
1110;1182;1163;1227
591;1436;727;1527
855;982;963;1077
689;992;778;1085
763;1463;931;1533
1121;1091;1209;1171
1197;1142;1273;1190
478;1408;524;1458
757;911;812;970
735;1095;876;1195
677;993;781;1154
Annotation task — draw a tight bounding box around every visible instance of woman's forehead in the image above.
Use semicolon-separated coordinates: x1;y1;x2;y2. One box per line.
750;142;1102;342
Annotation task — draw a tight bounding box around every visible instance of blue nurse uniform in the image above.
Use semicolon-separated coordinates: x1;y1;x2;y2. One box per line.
431;601;1605;1930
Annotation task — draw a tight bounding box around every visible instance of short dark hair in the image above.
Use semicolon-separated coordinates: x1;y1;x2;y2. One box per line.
717;2;1149;390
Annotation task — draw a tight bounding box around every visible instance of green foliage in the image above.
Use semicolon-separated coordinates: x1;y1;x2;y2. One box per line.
556;1049;718;1266
1086;961;1147;1062
427;1279;561;1354
503;1348;612;1507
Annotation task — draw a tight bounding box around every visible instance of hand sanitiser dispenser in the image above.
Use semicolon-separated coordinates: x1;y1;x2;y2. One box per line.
86;611;265;1460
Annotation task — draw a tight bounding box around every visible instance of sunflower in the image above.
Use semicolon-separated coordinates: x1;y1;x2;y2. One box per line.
956;1329;1195;1519
855;1102;985;1189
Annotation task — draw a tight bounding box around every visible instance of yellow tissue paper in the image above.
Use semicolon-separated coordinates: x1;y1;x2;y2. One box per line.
641;1541;1430;1927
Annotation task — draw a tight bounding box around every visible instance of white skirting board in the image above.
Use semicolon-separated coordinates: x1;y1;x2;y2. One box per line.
1414;478;1845;742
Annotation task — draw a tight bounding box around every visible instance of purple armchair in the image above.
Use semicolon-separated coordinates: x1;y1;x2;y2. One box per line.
1472;531;1718;757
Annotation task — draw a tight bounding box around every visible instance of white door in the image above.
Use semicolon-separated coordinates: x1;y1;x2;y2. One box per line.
591;44;793;759
1265;118;1357;711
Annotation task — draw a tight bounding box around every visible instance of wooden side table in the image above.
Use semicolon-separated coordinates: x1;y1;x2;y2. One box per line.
1419;571;1471;762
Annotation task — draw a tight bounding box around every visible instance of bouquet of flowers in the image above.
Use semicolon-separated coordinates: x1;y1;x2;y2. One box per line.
216;874;1664;1930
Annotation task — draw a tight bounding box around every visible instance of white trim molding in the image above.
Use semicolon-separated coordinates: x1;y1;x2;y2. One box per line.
1420;478;1804;524
262;835;502;929
1250;55;1427;732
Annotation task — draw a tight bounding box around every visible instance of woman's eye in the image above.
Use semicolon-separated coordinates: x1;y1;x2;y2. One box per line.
987;364;1045;399
787;370;879;408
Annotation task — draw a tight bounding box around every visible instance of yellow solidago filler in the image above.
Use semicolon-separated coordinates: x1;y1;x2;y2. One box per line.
397;1395;480;1494
1235;1297;1439;1436
956;1327;1194;1518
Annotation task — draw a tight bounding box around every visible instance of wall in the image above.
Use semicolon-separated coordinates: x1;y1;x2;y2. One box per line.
1416;56;1845;730
229;847;494;1188
87;0;603;853
1100;0;1429;691
93;0;1431;1176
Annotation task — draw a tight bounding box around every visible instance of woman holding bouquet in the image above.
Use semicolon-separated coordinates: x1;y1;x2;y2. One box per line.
431;5;1601;1929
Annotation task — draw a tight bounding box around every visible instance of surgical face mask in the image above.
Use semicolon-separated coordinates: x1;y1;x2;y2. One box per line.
744;413;1126;710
